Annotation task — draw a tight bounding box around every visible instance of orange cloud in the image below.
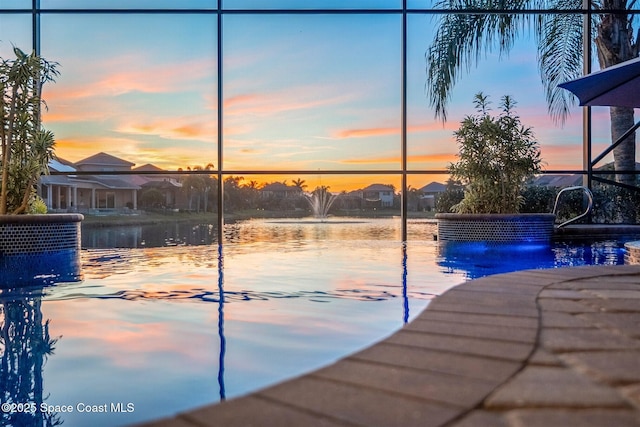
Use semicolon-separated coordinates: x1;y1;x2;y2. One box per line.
409;153;457;164
333;124;448;139
54;136;216;170
339;153;456;167
240;148;262;154
223;84;353;119
48;55;215;102
40;54;216;132
340;156;399;165
540;143;612;171
224;94;259;108
116;115;216;142
337;127;399;138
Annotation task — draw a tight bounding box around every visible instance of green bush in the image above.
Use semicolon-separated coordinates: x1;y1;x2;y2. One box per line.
448;93;542;214
28;194;48;214
435;180;464;213
520;182;640;224
520;185;556;214
590;184;640;224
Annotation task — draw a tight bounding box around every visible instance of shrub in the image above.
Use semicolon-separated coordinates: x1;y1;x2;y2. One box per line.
435;180;464;213
448;93;542;214
27;194;47;214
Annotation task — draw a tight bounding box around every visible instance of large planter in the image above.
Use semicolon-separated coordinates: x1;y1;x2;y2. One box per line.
0;213;84;286
625;241;640;265
435;213;556;243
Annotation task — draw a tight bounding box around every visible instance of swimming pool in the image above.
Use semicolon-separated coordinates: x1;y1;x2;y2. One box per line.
0;218;630;426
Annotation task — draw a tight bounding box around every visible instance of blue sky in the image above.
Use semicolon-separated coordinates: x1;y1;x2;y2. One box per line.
0;7;613;190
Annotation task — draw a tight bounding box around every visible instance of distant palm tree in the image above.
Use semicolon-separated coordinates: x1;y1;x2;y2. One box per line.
292;178;307;190
427;0;638;187
406;185;423;212
245;180;260;190
182;163;215;212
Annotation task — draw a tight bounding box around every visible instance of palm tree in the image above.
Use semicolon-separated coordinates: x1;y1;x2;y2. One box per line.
181;163;215;212
292;178;307;190
426;0;638;188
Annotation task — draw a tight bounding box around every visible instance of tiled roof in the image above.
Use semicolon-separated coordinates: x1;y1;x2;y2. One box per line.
363;184;394;192
76;152;135;167
420;181;446;193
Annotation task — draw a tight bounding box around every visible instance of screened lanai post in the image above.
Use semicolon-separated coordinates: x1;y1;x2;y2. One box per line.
32;0;40;55
401;0;408;242
582;0;592;191
217;243;226;401
217;2;224;247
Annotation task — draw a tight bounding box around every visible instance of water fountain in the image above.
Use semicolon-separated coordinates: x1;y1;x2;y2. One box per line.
265;186;364;225
305;187;337;221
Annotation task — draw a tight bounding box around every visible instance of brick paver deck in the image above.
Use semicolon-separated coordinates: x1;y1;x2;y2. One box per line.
137;265;640;427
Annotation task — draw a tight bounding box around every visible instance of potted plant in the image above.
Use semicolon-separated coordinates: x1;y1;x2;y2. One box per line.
0;47;82;286
435;93;555;243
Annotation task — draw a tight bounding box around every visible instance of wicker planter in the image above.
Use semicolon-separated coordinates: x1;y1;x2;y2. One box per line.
624;241;640;265
0;213;83;286
435;213;556;243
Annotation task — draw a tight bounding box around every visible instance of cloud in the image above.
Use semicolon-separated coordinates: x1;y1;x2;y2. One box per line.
240;148;262;154
339;156;399;165
409;153;458;164
336;127;399;139
224;94;259;108
539;143;611;170
117;115;216;142
48;54;215;102
339;153;456;166
55;136;143;163
332;124;448;139
224;86;352;118
55;136;216;170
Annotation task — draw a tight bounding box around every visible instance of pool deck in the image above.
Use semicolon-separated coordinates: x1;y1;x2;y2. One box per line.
138;264;640;427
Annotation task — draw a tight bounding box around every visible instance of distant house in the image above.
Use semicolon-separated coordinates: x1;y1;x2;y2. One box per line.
75;152;135;172
420;181;446;195
132;164;185;209
39;152;141;212
362;184;395;207
338;190;365;210
39;158;80;211
418;181;446;210
74;153;140;210
260;182;303;199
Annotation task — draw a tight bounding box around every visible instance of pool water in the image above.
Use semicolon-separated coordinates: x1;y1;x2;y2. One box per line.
0;218;629;426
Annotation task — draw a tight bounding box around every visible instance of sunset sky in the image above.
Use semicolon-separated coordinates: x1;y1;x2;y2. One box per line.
0;6;614;191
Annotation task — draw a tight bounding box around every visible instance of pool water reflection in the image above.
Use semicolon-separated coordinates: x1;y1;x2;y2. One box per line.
0;218;630;426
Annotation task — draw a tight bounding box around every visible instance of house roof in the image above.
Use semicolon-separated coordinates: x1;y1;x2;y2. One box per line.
363;184;394;192
40;175;75;185
420;181;446;193
262;182;300;192
85;175;141;190
530;175;583;187
133;163;164;172
49;158;76;173
141;180;182;189
76;152;135;168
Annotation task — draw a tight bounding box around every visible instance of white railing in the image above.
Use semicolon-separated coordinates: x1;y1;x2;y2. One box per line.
553;186;594;228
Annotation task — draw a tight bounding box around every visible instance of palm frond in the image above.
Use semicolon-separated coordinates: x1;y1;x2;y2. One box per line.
426;0;535;121
536;0;584;124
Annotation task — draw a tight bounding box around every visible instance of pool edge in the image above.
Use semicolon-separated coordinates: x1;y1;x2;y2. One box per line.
134;264;640;427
